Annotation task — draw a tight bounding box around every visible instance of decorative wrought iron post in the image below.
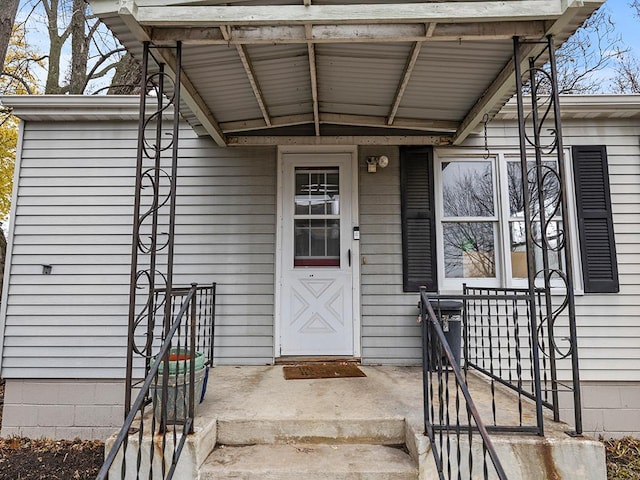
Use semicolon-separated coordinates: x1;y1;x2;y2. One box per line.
125;41;183;415
513;35;582;435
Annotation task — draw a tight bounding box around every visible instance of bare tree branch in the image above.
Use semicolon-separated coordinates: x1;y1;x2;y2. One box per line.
553;7;624;94
80;46;126;92
611;52;640;93
1;71;35;95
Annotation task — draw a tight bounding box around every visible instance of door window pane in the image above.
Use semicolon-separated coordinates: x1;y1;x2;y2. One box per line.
294;219;340;266
295;169;340;216
443;222;496;278
293;167;341;268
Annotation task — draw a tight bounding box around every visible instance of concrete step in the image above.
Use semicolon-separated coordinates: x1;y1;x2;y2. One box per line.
216;418;407;445
201;443;418;480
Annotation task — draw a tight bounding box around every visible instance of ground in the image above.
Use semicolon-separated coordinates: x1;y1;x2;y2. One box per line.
0;379;104;480
604;436;640;480
0;377;638;479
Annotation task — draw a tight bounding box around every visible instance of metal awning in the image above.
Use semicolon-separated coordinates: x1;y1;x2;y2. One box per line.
88;0;604;146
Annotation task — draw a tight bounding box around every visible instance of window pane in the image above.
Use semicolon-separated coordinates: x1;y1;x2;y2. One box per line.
294;219;340;267
443;222;496;278
442;161;494;217
510;220;563;278
294;168;340;216
507;161;560;218
295;173;310;214
294;219;310;258
325;172;340;215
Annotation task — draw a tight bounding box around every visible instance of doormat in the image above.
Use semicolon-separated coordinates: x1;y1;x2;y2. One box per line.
283;363;366;380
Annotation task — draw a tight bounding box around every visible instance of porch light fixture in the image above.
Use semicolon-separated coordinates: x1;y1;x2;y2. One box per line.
366;155;390;173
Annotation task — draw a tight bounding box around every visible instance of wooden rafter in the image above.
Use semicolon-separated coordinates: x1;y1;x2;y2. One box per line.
118;0;227;146
452;0;589;144
321;113;458;133
219;112;459;134
220;114;314;133
387;42;422;126
133;1;566;26
305;25;320;136
228;134;453;146
149;21;549;45
221;26;272;127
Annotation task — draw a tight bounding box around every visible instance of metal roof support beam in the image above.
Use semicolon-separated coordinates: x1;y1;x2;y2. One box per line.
133;1;567;26
387;42;422;126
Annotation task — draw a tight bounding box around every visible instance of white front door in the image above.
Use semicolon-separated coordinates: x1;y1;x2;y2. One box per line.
279;152;357;356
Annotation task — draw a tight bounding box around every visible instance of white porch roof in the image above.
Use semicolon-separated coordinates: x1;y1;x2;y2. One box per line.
88;0;604;146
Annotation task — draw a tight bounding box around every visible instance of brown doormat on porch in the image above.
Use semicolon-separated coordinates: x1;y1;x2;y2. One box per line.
283;363;366;380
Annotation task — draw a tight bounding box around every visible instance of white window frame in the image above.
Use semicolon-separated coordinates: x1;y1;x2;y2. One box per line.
434;148;584;294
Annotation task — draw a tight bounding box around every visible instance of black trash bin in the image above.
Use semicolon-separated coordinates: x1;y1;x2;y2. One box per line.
428;300;462;370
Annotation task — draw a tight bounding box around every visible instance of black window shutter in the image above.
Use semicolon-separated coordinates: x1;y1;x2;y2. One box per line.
400;146;437;292
572;145;619;293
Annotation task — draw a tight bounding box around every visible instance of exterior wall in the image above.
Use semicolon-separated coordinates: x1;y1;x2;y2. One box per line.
0;119;277;381
358;145;422;364
0;104;639;439
459;118;640;384
1;379;124;440
558;382;640;438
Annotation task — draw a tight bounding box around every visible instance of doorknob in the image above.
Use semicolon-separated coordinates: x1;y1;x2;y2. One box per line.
348;249;351;267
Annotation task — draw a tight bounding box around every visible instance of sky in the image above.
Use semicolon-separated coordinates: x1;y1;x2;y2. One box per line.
10;0;640;94
606;0;640;56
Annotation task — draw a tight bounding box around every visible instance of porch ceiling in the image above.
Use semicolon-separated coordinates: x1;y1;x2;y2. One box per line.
89;0;604;147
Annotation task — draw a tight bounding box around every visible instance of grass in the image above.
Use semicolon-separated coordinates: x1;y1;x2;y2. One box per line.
603;437;640;480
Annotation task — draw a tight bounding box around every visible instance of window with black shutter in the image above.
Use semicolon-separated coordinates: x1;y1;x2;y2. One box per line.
400;147;438;292
572;145;619;293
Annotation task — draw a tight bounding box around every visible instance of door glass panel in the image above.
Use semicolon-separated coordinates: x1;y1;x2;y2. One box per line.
294;167;340;267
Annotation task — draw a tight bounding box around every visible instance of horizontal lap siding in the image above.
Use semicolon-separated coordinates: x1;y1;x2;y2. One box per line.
358;146;422;365
476;119;640;381
2;120;276;379
357;118;640;376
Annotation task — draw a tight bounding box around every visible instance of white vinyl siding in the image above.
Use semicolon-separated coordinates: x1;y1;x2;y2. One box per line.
2;103;639;383
1;120;276;378
358;146;422;364
454;118;640;381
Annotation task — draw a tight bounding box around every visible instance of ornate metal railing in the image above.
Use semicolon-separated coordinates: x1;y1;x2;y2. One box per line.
514;35;582;435
428;284;581;438
420;288;509;480
125;40;183;415
461;286;549;435
96;283;216;480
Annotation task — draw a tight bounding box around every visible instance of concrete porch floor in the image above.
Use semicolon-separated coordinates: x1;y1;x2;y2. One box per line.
109;365;607;479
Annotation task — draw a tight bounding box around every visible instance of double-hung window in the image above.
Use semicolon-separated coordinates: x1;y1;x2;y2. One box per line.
435;151;569;291
401;146;618;294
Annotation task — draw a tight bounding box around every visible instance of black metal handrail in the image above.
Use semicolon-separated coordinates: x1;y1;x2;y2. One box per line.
420;288;508;480
97;282;215;480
